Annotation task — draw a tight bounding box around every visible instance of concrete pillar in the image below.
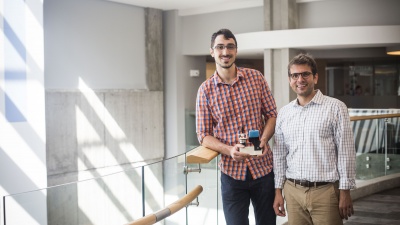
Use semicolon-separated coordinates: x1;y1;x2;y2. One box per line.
145;8;163;91
265;49;297;110
264;0;272;31
264;0;297;30
263;0;298;110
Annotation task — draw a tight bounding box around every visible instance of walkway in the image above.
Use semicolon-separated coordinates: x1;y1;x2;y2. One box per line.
344;187;400;225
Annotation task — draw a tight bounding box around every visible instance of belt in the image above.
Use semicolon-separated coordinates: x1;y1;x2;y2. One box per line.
287;178;331;188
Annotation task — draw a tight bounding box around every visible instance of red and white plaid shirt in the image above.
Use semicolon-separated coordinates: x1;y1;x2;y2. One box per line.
196;67;277;181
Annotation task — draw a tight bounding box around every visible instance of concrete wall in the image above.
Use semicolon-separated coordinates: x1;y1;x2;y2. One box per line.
46;90;164;185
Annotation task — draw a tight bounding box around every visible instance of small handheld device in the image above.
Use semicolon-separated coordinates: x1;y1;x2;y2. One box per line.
238;126;247;145
238;128;262;156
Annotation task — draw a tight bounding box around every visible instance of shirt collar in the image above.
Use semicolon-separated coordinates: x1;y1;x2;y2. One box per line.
212;67;244;85
311;90;324;104
292;89;323;107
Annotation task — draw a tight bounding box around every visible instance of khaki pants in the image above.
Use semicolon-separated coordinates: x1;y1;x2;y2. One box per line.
283;180;343;225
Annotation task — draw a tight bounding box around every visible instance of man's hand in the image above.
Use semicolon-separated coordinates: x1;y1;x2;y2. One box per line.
230;144;250;161
259;116;276;157
258;137;269;156
339;190;354;220
273;189;286;217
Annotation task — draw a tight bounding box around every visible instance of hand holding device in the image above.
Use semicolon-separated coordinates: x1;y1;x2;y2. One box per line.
238;128;262;156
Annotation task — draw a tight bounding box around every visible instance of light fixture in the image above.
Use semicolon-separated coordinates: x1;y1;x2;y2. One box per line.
386;46;400;55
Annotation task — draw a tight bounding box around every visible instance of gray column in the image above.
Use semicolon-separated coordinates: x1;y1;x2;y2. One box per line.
265;49;297;110
264;0;272;31
145;8;163;91
263;0;298;110
264;0;297;30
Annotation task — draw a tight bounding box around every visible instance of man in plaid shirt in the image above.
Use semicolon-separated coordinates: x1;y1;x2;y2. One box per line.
196;29;278;225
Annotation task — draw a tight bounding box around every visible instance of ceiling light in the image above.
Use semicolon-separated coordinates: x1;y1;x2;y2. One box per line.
386;46;400;55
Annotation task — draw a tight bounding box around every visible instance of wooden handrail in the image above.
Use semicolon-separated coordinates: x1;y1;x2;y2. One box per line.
125;185;203;225
185;113;400;164
186;146;219;164
350;113;400;121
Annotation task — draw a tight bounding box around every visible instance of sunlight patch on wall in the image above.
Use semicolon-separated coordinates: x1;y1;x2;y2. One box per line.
75;105;105;170
0;113;46;177
78;77;144;162
79;77;129;140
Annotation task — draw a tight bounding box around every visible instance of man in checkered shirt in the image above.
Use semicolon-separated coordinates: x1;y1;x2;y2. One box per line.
196;29;278;225
273;53;356;225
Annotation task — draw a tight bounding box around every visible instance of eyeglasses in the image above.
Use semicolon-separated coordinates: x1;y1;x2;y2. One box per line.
289;71;313;80
213;44;237;51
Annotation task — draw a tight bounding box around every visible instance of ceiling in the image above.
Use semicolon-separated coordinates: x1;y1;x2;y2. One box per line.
106;0;324;16
107;0;260;11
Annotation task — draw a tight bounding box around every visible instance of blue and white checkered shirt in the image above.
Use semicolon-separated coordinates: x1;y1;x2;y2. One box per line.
273;90;356;190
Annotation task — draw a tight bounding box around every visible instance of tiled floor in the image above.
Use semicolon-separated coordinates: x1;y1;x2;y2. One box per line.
344;187;400;225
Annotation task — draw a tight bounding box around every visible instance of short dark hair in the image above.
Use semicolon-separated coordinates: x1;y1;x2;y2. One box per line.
210;29;237;48
288;53;318;76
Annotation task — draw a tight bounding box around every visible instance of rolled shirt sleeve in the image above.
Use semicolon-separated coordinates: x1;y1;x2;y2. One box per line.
196;85;213;144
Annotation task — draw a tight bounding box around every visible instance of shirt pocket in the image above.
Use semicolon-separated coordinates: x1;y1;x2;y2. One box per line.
306;115;334;139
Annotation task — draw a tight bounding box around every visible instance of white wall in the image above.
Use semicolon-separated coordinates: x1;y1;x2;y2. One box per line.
298;0;400;28
181;7;264;56
44;0;147;90
0;0;47;224
164;10;186;158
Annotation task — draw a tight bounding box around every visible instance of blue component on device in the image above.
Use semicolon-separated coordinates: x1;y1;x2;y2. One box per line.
248;130;259;138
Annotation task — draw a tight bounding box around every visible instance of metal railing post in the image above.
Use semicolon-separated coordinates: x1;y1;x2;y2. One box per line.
384;118;388;175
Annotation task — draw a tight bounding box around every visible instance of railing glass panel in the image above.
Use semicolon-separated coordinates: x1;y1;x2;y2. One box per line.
3;153;192;225
3;165;144;225
153;153;186;225
353;116;400;180
385;117;400;175
186;153;219;225
353;118;385;179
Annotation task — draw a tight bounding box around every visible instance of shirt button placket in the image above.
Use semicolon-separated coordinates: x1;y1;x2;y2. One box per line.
300;107;307;179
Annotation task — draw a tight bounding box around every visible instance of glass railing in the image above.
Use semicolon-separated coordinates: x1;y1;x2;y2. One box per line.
351;113;400;180
186;155;221;225
3;112;400;225
2;153;192;225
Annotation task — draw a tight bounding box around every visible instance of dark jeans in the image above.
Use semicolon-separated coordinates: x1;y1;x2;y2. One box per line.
221;169;276;225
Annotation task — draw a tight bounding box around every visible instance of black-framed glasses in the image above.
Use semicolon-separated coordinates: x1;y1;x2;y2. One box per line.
213;44;237;51
289;71;313;80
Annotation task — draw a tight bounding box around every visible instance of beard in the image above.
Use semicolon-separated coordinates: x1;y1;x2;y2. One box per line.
216;55;235;69
293;82;314;97
217;61;235;69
